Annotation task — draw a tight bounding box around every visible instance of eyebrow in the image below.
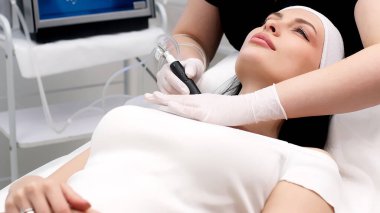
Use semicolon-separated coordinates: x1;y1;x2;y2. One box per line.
268;12;318;35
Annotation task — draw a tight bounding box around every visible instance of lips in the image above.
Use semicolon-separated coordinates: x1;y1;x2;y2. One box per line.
250;33;276;51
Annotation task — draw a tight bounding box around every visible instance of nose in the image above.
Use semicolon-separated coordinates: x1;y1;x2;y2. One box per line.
264;20;280;36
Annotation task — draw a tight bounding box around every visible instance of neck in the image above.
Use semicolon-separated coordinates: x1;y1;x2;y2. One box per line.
236;83;283;139
235;120;283;138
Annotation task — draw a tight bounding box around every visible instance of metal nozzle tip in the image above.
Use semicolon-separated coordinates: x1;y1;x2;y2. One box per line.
154;47;164;61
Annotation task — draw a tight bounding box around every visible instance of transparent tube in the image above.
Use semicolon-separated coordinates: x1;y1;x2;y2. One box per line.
11;1;156;133
155;34;180;70
12;1;202;133
100;51;156;108
154;34;206;73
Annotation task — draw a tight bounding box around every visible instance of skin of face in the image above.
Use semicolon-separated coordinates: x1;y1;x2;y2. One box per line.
235;8;325;94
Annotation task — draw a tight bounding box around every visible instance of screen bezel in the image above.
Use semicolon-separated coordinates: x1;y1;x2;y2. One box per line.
32;0;155;29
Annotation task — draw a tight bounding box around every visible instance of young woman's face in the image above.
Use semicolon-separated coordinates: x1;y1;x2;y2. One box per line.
236;8;325;88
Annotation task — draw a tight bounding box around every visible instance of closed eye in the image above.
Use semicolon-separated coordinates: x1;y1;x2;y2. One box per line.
293;27;309;41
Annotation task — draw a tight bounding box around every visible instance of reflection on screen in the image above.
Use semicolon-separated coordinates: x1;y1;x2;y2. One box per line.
38;0;147;20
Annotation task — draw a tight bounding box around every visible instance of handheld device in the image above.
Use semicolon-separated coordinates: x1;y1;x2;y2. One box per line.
155;45;201;94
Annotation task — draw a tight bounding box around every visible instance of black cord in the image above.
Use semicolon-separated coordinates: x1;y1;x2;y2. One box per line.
135;57;157;82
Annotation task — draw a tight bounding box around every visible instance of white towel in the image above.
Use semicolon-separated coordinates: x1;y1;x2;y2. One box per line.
12;27;165;78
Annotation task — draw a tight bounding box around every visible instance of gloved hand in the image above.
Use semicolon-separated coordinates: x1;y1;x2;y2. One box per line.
156;58;205;94
144;84;287;126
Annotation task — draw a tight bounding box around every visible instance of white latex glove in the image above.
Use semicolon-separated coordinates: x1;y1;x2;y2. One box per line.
144;84;287;126
156;58;205;94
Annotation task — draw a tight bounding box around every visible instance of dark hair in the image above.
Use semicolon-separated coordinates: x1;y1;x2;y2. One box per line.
218;76;329;149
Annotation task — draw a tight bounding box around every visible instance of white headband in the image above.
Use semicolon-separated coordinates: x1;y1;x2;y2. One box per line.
280;6;345;68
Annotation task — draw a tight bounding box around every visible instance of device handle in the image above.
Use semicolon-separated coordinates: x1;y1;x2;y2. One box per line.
169;61;201;94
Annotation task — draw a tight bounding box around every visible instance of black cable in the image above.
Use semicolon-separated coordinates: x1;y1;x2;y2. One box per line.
135;56;157;82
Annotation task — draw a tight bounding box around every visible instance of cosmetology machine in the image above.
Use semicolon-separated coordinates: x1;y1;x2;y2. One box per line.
9;0;156;43
0;0;204;182
0;0;163;181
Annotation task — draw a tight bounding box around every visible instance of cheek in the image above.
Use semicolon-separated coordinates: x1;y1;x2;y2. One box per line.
299;38;322;66
279;45;321;78
297;49;320;72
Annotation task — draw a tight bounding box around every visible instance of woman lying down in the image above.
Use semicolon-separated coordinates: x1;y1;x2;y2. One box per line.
5;6;345;213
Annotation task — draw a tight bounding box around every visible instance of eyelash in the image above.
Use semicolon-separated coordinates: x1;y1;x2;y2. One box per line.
262;18;310;42
293;27;309;41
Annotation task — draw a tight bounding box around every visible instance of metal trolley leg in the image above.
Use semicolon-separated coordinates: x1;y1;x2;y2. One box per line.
0;14;19;181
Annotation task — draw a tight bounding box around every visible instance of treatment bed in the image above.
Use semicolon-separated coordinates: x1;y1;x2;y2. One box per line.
0;53;379;212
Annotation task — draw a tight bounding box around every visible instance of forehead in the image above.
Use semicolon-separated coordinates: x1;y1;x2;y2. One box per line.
278;8;324;33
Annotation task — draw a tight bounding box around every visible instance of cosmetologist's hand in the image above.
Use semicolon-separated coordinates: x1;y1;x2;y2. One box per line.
156;58;205;94
144;84;287;126
5;175;91;213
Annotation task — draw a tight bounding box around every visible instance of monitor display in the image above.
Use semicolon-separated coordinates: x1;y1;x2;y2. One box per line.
37;0;148;20
18;0;155;42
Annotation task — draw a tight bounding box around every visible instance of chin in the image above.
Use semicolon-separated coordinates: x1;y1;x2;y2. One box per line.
240;48;268;64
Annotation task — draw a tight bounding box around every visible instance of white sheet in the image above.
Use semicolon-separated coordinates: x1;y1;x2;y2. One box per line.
325;105;380;212
67;105;340;212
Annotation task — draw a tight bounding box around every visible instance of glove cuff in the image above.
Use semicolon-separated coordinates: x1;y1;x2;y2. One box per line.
248;84;288;123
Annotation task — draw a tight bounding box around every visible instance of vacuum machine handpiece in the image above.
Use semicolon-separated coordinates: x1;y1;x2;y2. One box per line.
156;46;201;94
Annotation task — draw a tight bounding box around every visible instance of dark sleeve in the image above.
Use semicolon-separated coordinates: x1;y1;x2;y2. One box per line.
205;0;219;6
278;115;332;149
